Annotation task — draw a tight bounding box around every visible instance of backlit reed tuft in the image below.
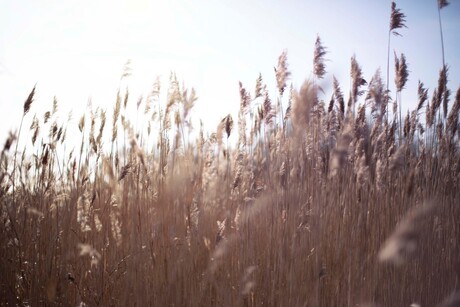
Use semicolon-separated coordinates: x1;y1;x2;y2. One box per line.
394;52;408;92
275;50;290;96
350;55;367;113
313;35;327;80
390;1;407;36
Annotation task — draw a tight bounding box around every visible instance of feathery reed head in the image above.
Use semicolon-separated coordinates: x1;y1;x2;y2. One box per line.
435;65;449;117
291;79;318;134
328;95;335;113
390;1;407;36
239;81;251;112
438;0;449;9
351;55;367;103
447;87;460;137
437;65;448;95
443;88;451;118
2;131;16;152
52;96;58;115
394;52;409;92
255;73;263;99
313;35;327;79
78;115;85;133
218;114;234;140
23;85;36;115
366;69;385;119
263;87;275;125
121;59;132;80
275;50;290;96
417;81;428;111
333;76;345;116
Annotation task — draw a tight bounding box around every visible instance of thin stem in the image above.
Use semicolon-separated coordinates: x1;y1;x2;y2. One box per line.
438;4;446;67
158;103;164;188
397;91;403;144
386;29;392;108
12;115;25;199
180;121;187;154
279;95;284;134
77;132;85;183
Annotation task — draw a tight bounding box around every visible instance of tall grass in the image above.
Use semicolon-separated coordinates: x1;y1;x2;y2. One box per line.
1;9;459;307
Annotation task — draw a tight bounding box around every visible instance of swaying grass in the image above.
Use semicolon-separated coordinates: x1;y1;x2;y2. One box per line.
1;5;459;307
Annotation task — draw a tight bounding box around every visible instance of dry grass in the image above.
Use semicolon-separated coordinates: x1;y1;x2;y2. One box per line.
1;19;460;307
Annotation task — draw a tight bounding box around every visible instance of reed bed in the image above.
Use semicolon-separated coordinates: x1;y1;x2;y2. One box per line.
1;2;459;306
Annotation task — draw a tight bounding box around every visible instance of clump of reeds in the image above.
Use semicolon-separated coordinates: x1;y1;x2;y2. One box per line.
0;7;459;306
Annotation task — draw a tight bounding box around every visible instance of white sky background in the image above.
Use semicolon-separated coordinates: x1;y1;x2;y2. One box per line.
1;0;459;146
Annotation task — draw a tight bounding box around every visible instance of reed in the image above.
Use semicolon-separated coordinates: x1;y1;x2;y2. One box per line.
0;5;459;306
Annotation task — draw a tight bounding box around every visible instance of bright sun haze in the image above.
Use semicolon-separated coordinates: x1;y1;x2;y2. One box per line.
0;0;459;140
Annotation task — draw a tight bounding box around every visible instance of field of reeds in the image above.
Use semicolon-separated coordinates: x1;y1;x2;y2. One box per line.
1;2;459;306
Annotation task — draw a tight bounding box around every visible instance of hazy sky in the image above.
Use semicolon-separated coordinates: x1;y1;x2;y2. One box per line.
1;0;459;143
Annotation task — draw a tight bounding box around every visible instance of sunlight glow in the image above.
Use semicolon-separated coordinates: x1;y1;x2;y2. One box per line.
0;0;459;143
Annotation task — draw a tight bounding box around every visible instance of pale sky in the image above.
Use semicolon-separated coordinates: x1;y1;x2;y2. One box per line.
1;0;459;144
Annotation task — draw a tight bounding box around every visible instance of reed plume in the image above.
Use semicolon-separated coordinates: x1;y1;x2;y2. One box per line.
275;51;290;130
417;81;428;112
394;52;409;140
446;87;460;137
350;55;367;116
263;86;275;125
366;69;385;120
387;1;407;102
333;76;345;118
255;73;263;99
437;65;449;119
291;79;318;136
275;50;290;96
394;52;408;92
390;2;407;36
313;35;327;80
13;85;36;196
